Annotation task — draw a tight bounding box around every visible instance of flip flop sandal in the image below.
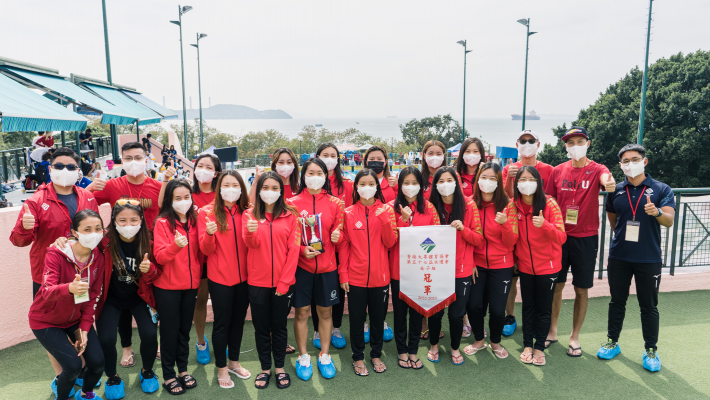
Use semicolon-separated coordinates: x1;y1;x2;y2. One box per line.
533;354;546;366
451;354;465;365
254;373;270;389
567;345;582;357
285;344;296;354
427;350;440;363
217;377;234;389
156;349;161;360
178;374;197;389
544;339;558;349
493;347;509;359
439;331;445;339
420;330;429;340
520;351;534;364
162;379;185;395
228;367;251;380
352;362;369;376
371;359;387;373
276;373;291;389
409;358;424;370
463;343;487;355
121;352;135;368
397;357;411;369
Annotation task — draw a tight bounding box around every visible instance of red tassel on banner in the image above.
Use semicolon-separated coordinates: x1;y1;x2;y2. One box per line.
399;291;457;318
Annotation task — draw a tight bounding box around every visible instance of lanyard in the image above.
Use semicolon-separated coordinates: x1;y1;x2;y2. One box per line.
626;185;647;221
124;177;146;204
570;160;588;205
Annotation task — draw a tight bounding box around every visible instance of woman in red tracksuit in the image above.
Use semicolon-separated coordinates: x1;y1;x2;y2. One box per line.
312;143;353;351
388;166;440;369
199;170;251;388
362;146;398;203
426;167;484;365
288;158;344;380
453;137;486;198
339;168;398;376
153;179;202;395
419;140;447;200
249;147;300;205
243;171;300;390
464;162;519;359
29;210;105;400
514;166;566;366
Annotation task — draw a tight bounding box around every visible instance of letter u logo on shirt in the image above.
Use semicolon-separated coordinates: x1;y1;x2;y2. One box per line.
581;180;590;190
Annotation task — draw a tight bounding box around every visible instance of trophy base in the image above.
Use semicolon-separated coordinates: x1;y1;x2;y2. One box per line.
310;241;325;253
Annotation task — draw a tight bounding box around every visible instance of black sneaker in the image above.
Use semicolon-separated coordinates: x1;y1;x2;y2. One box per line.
141;369;155;379
106;375;122;386
504;315;516;325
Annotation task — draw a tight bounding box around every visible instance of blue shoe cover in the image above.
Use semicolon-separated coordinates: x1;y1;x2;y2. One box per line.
330;328;347;349
383;322;393;342
502;320;517;337
74;390;104;400
140;370;159;394
104;378;124;400
313;332;321;350
317;354;336;379
597;340;621;360
196;335;211;365
51;377;76;398
643;349;661;372
74;377;101;388
364;323;370;344
295;355;313;381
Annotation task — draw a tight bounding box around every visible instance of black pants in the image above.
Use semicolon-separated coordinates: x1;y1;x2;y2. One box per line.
33;324;104;400
118;309;133;348
429;276;471;351
607;259;662;350
468;267;514;344
312;286;346;330
391;279;422;355
519;272;556;352
96;300;158;377
348;285;389;361
154;287;198;381
209;280;249;368
249;285;293;370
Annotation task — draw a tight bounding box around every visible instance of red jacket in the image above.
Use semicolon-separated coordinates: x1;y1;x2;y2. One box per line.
460;173;476;198
192;190;216;209
338;200;398;288
152;217;202;290
388;200;440;280
379;177;397;203
442;199;485;277
421;175;435;200
515;196;567;275
199;204;249;287
10;184;99;283
242;208;301;294
287;191;345;274
329;174;354;208
474;200;519;269
29;244;104;332
96;237;158;318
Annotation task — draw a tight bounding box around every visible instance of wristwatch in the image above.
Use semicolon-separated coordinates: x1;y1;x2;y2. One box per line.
654;208;663;218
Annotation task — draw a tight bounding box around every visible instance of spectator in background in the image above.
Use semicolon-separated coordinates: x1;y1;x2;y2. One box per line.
79;129;95;160
248;173;255;185
141;134;152;151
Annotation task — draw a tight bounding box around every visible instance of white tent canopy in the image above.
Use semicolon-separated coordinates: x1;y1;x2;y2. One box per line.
358;143;373;151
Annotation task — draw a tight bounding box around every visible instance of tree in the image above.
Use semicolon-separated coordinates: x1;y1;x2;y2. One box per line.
399;114;469;148
539;51;710;188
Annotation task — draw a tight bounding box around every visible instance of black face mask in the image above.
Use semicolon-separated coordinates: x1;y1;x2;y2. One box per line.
367;161;385;174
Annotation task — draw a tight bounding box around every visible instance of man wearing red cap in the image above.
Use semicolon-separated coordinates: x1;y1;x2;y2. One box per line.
544;126;616;357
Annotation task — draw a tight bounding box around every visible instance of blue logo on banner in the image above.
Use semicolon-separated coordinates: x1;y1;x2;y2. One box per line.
420;238;436;253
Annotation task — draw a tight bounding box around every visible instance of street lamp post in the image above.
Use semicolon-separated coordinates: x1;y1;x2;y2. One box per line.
456;40;473;144
517;18;537;131
190;33;207;153
638;0;654;145
170;5;193;159
100;0;119;162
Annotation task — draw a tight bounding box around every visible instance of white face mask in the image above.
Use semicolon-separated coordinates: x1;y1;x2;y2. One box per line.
194;168;215;184
517;181;538;196
220;187;241;203
566;144;588;161
50;168;79;187
173;199;193;215
463;153;481;167
621;159;645;178
259;190;281;205
402;184;420;198
76;231;103;250
478;179;498;194
304;175;326;190
320;157;338;171
123;160;147;177
426;155;444;169
357;185;377;200
436;181;456;197
518;143;538;158
115;223;141;240
275;164;294;178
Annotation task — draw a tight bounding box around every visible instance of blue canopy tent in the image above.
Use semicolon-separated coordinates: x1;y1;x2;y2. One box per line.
0;72;87;132
447;143;461;152
121;90;178;120
81;83;162;126
496;146;518;164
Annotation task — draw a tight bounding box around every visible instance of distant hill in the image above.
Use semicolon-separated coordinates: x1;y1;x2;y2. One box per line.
171;104;292;119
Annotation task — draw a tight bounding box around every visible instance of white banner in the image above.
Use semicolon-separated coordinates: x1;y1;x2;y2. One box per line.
399;225;457;317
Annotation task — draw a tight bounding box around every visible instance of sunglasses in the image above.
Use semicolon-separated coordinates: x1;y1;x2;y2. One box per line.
115;199;141;207
519;138;537;145
51;163;79;171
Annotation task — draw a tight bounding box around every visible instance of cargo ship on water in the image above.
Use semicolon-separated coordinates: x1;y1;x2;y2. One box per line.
511;110;540;120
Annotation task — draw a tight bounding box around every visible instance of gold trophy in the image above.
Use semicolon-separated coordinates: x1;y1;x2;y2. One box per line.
301;214;324;253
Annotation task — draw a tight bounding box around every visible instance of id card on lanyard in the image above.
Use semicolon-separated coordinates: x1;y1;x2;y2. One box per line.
74;258;92;304
565;162;588;225
624;186;646;243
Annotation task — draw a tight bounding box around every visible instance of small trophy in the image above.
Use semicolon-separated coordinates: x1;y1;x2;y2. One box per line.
300;214;325;253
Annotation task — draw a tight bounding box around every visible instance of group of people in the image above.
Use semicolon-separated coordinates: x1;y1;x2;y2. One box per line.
13;125;674;400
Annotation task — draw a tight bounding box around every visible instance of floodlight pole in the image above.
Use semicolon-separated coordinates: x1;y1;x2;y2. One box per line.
638;0;653;145
101;0;119;161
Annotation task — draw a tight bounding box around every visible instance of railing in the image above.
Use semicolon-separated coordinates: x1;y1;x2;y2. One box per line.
596;188;710;277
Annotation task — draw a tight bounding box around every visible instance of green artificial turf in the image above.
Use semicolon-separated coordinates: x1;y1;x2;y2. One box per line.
1;290;709;400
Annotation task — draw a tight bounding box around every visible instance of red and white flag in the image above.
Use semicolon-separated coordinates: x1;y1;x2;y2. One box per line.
399;225;456;317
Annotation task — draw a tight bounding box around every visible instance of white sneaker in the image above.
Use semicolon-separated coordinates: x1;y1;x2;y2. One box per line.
332;328;343;338
298;354;311;367
364;322;369;333
314;331;320;340
383;322;389;330
318;353;332;364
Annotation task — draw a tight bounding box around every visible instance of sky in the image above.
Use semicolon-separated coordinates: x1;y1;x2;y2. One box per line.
2;0;709;119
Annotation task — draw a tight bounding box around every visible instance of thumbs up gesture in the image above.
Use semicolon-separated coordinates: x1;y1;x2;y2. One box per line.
532;210;545;228
388;173;398;188
375;205;388;217
495;211;507;225
205;216;218;236
22;203;35;230
508;161;518;179
604;175;617;193
139;253;151;273
331;224;341;244
174;231;188;248
400;205;413;223
246;212;259;233
69;274;89;296
644;195;658;216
